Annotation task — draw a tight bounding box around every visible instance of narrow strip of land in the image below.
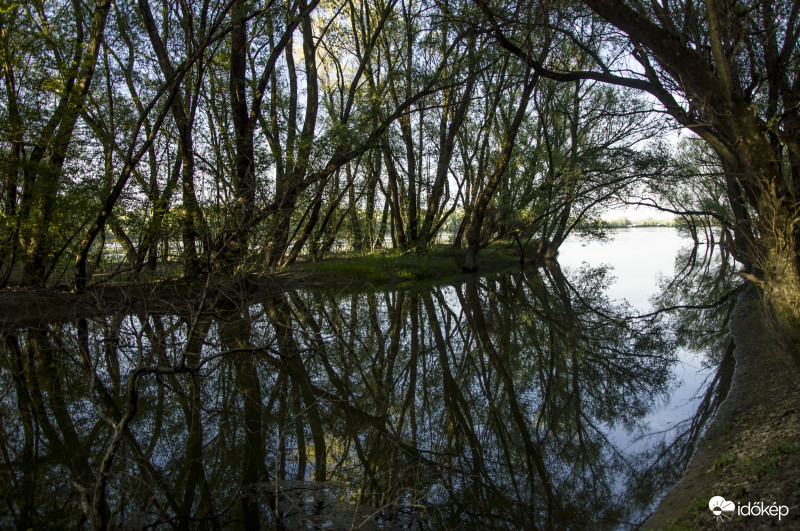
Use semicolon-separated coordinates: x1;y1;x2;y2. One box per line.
646;291;800;529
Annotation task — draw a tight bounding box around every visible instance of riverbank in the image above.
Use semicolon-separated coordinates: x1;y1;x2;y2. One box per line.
0;246;521;326
645;290;800;529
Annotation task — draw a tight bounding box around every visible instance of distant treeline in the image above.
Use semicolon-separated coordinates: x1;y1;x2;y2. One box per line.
599;217;676;228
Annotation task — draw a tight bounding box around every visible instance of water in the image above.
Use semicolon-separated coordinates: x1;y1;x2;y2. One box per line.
561;228;713;423
0;228;734;529
560;228;726;479
559;227;689;307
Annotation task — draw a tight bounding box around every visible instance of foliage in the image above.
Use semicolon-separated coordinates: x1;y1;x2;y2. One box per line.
0;0;796;336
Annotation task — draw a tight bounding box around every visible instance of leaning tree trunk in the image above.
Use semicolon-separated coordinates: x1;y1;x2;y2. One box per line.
754;193;800;329
726;118;800;331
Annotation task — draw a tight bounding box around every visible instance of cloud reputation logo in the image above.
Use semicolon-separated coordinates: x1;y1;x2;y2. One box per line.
709;496;736;522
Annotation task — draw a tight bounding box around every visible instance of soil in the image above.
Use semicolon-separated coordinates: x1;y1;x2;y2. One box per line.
645;290;800;530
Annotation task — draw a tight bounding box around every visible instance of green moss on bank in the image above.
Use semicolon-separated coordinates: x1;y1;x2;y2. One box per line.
292;244;520;286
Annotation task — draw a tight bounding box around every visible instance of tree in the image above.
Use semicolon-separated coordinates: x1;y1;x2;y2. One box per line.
462;65;538;270
137;0;212;278
585;0;800;327
475;0;800;329
0;0;113;285
72;0;235;290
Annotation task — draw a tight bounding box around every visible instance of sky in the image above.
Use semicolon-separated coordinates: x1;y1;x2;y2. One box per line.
600;202;676;222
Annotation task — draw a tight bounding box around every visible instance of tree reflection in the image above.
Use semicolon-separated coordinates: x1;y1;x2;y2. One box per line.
620;235;741;519
0;260;729;529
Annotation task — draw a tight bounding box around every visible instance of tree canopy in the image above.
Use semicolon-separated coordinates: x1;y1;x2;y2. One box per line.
0;0;797;328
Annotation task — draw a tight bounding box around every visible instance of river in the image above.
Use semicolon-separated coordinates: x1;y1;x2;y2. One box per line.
0;227;736;529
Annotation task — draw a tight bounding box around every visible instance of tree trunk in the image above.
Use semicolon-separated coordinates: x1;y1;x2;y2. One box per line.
464;73;537;270
755;194;800;329
229;0;255;267
22;0;114;285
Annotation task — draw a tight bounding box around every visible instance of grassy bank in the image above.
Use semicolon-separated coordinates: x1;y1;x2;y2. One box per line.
290;243;521;287
0;243;524;325
595;217;677;228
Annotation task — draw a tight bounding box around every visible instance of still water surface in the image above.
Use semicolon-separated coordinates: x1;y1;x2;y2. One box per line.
560;228;716;437
0;228;734;529
559;227;689;307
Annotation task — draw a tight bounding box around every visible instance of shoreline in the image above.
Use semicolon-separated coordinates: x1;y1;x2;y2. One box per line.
0;250;520;327
645;289;800;529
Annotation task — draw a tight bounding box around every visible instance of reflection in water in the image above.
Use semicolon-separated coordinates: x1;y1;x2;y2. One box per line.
0;259;732;529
